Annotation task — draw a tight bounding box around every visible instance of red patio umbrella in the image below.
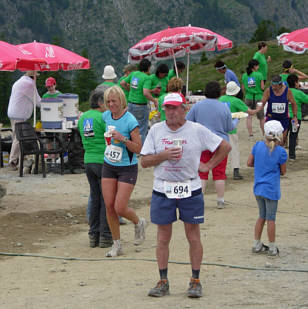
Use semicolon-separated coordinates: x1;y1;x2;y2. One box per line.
17;41;90;71
0;40;46;71
128;25;233;92
277;28;308;54
16;41;90;126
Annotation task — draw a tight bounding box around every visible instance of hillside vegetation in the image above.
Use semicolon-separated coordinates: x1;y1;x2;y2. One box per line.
188;41;308;91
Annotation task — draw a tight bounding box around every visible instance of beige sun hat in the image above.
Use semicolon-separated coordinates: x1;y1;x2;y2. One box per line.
102;65;117;80
226;81;240;96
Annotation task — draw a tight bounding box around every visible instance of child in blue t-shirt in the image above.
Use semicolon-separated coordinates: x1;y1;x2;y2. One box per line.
247;120;288;257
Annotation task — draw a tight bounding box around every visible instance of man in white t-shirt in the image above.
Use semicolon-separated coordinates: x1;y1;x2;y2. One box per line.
140;93;231;298
7;71;41;170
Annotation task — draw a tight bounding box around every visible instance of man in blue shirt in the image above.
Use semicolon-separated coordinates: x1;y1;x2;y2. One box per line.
215;61;240;95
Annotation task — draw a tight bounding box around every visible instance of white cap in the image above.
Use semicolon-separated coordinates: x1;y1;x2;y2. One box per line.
226;81;240;96
102;65;117;80
264;120;284;141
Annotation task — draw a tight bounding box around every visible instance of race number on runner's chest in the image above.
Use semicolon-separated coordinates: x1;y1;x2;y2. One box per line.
105;145;123;163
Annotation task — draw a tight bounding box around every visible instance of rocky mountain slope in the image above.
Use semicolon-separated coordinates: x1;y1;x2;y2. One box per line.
0;0;307;76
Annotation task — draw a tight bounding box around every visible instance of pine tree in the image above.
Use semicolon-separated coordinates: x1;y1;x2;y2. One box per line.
72;49;98;103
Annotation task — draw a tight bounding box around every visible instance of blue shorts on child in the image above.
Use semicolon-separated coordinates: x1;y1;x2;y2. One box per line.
255;195;278;221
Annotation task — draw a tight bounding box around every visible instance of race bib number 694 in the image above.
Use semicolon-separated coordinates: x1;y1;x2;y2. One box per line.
164;180;191;199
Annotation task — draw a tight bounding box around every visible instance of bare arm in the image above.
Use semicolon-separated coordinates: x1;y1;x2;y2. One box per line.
143;88;158;107
198;140;231;173
261;87;270;105
111;127;142;154
260;80;265;91
290;68;308;80
280;162;286;175
247;153;254;167
120;80;130;91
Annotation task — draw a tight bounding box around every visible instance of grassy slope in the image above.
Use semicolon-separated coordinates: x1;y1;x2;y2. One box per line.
188;40;308;92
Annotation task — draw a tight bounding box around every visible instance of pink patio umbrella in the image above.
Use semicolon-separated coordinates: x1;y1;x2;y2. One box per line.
277;28;308;54
0;40;46;71
16;41;90;125
17;41;90;71
128;25;233;92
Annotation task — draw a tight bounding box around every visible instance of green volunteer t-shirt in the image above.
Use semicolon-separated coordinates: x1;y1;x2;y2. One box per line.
253;51;267;80
168;69;176;80
42;90;62;99
289;88;308;120
280;73;289;87
149;74;169;98
78;109;106;164
158;93;168;121
219;95;248;134
118;76;129;102
99;81;116;87
242;71;264;101
124;71;151;104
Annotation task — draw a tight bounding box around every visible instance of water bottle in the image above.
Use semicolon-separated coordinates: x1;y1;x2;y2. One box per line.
291;120;298;133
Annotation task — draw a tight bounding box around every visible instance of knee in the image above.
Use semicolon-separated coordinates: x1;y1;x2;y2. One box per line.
157;236;171;248
186;235;201;246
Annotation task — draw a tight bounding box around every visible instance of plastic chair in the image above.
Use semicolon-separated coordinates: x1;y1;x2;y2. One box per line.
0;128;12;167
15;122;65;177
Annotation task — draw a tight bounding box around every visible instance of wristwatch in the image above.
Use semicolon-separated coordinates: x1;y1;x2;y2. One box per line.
122;137;128;144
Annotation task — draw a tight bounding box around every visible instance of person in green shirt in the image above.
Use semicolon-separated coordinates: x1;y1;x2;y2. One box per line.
220;81;261;180
280;60;308;87
78;89;112;249
287;74;308;160
118;64;138;102
96;65;117;92
242;59;265;137
167;61;185;80
120;58;158;144
150;63;169;98
42;77;62;99
253;42;271;82
158;77;184;121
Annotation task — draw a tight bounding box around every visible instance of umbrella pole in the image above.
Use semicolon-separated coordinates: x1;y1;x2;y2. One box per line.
186;51;190;96
33;74;36;127
172;50;178;77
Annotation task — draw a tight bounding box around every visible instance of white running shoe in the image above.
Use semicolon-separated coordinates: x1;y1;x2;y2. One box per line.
105;240;123;257
134;218;147;246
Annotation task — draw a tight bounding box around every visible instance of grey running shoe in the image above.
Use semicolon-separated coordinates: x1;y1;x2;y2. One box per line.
148;279;169;297
106;241;123;257
268;247;279;257
134;218;147;245
99;237;113;248
217;201;225;209
89;234;99;248
252;243;269;253
187;278;202;298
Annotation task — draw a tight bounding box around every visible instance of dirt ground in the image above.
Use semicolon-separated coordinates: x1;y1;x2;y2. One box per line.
1;119;308;309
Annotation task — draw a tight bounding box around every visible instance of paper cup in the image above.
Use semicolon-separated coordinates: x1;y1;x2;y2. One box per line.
108;125;116;132
257;102;263;107
104;132;112;145
173;139;183;159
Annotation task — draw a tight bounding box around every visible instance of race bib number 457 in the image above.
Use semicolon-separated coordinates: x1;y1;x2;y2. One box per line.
164;180;191;199
105;145;123;163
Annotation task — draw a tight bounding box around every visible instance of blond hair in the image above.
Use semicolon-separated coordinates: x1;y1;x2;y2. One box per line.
167;77;184;92
104;85;127;110
265;134;282;152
